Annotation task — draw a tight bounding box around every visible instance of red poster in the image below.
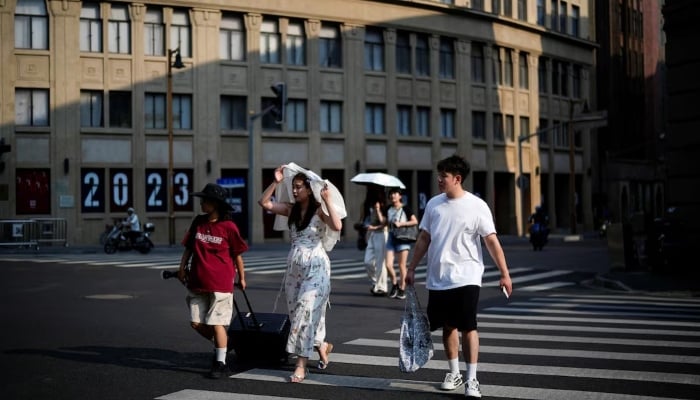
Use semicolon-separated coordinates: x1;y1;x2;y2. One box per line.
16;168;51;214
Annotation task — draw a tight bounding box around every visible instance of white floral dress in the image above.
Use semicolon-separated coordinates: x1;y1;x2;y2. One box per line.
284;213;331;357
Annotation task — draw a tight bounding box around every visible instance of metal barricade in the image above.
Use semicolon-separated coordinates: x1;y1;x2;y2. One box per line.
0;219;39;249
33;218;68;247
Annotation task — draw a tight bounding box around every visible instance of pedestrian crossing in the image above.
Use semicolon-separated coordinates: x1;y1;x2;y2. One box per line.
155;292;700;400
0;253;583;292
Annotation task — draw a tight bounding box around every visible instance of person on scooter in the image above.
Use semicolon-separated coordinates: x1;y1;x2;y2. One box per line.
528;206;549;250
121;207;141;244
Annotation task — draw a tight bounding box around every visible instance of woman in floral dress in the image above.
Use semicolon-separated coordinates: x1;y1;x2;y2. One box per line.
258;164;344;383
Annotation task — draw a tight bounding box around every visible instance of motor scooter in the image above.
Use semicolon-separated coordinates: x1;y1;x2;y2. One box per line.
529;222;549;251
104;222;155;254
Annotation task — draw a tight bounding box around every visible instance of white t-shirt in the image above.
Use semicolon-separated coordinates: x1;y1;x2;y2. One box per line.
419;191;496;290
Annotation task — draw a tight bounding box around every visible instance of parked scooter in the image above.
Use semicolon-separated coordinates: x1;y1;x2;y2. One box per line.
104;222;155;254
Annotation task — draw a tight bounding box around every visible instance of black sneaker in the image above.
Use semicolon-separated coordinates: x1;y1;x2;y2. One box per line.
209;361;230;379
395;289;406;300
389;284;399;298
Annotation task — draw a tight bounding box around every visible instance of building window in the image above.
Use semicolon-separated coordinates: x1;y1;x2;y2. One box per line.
15;88;49;126
559;1;568;34
494;47;504;85
80;90;103;127
440;109;455;138
504;50;513;87
260;19;280;64
492;0;501;15
471;43;485;83
220;14;245;61
538;57;548;93
320;101;342;133
553;120;567;147
560;62;569;97
536;0;545;26
505;115;515;141
144;93;166;129
396;32;411;74
439;38;455;79
415;35;430;77
504;0;513;17
397;105;412;136
520;116;530;141
473;0;484;11
552;60;560;95
538;119;549;145
518;0;527;21
108;4;130;54
364;28;384;72
519;52;529;89
173;94;192;130
550;0;558;31
472;111;486;140
571;5;580;37
109;91;132;128
220;95;247;130
365;103;385;135
144;9;164;56
14;0;48;50
319;24;342;68
286;21;306;66
286;99;307;132
416;107;430;137
170;10;191;57
80;3;102;53
572;65;582;98
493;113;504;141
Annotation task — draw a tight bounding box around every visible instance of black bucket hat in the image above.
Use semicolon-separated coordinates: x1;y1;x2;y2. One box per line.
191;183;232;210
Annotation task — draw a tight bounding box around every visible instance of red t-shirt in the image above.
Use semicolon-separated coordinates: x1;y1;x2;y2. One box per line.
181;217;248;293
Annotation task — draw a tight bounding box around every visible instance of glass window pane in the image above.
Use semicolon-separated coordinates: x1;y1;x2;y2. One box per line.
33;90;49;126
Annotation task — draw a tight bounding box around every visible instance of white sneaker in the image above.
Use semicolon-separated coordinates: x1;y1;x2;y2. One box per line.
440;372;464;390
465;379;482;398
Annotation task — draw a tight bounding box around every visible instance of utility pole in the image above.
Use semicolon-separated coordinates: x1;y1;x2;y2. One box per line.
568;100;577;235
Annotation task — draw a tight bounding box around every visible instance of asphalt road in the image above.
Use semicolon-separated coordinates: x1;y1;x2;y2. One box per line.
2;237;699;400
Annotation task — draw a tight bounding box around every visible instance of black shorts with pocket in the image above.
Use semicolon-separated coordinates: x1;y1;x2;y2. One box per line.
427;285;480;332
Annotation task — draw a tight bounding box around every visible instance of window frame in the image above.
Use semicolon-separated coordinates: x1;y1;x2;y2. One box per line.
365;103;385;135
364;28;385;72
144;8;164;56
108;4;130;54
320;100;342;133
319;24;342;68
220;95;247;130
14;0;49;50
15;88;49;127
80;2;102;53
220;14;246;61
80;90;104;128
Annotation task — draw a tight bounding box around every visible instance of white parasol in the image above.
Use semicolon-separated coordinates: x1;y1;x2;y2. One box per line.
351;172;406;189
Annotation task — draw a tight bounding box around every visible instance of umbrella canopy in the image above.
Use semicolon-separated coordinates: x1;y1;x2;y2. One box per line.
351;172;406;189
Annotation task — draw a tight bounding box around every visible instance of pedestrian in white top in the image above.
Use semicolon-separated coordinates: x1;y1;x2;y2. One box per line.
405;154;513;398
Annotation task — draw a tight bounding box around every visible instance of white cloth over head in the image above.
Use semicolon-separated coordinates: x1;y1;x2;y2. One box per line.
273;162;347;251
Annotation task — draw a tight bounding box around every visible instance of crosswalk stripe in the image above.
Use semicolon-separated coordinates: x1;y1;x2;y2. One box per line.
480;312;700;327
346;338;700;364
156;390;302;400
232;366;691;399
505;299;700;315
486;305;700;320
477;321;700;337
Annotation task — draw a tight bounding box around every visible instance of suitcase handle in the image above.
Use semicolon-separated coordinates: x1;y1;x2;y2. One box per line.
232;283;263;330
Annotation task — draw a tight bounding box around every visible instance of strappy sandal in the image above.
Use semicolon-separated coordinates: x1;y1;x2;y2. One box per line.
317;342;334;370
288;367;308;383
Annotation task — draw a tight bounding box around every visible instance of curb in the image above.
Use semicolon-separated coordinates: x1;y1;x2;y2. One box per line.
589;273;633;292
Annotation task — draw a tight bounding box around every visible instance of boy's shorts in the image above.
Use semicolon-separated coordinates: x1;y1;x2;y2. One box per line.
427;285;480;332
186;291;233;326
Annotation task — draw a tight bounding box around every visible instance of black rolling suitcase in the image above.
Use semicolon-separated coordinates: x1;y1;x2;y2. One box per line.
228;287;290;364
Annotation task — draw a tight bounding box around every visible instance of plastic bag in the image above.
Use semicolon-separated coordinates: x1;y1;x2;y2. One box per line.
398;286;434;372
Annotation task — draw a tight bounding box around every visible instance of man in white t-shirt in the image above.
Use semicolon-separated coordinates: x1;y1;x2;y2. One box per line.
405;155;512;398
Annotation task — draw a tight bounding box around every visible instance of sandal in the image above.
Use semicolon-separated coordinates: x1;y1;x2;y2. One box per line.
317;342;334;370
288;367;308;383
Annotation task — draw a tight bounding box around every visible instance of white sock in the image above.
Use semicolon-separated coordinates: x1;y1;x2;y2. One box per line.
448;358;460;375
466;363;477;380
216;348;227;363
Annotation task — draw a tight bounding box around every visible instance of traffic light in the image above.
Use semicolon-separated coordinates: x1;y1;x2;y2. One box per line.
0;138;10;174
270;82;287;124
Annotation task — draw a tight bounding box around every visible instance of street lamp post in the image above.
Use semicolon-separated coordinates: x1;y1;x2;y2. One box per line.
167;48;185;246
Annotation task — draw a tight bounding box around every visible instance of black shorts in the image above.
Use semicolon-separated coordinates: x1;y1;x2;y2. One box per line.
427;285;480;332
